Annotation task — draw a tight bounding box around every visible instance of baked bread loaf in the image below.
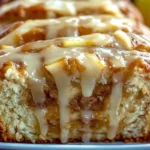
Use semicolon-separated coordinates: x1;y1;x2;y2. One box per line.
0;34;150;143
0;0;150;144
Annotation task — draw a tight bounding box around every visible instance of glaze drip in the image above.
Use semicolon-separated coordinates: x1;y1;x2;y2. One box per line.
107;71;124;139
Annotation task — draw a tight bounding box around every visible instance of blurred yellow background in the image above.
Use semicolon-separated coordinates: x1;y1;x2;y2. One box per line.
135;0;150;27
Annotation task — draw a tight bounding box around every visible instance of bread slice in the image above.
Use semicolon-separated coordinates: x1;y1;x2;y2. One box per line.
0;15;149;47
0;0;142;22
0;31;150;52
0;34;150;143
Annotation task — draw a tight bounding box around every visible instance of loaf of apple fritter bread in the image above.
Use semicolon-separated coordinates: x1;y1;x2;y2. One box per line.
0;34;150;143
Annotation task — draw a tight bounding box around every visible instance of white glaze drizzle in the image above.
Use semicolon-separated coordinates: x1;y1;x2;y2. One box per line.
107;71;124;139
0;20;50;46
0;31;114;47
35;108;48;139
45;61;73;143
0;0;39;15
79;53;104;97
30;78;46;105
45;0;122;18
46;17;79;39
81;110;93;143
130;33;150;47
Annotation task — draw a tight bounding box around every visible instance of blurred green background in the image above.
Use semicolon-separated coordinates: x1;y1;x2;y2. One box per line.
134;0;150;27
